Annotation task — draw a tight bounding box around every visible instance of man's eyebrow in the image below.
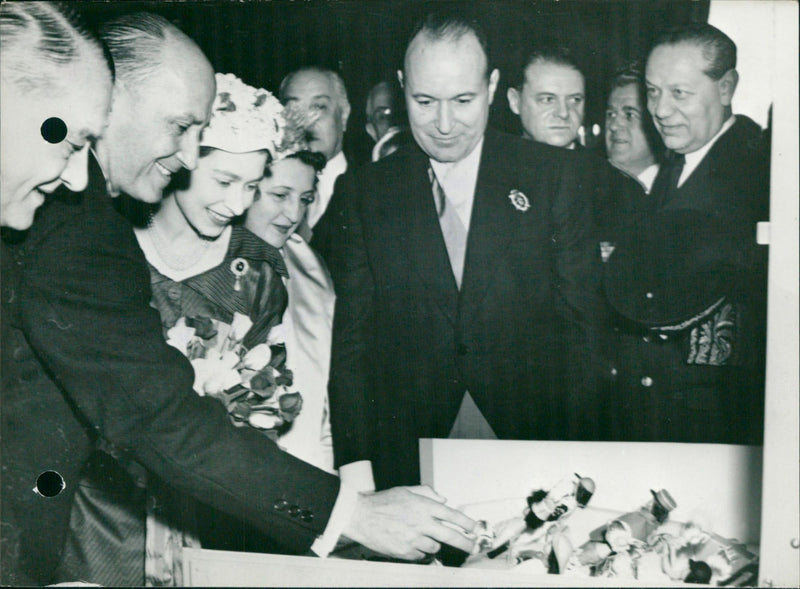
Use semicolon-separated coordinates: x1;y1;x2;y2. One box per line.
171;113;205;125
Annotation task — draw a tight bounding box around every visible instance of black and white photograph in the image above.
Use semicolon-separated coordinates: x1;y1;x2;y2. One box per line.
1;0;797;586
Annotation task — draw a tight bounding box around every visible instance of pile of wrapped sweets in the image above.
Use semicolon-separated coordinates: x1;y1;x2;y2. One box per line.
447;473;758;586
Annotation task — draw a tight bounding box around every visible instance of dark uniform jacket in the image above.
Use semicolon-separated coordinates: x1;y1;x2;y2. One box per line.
315;128;602;489
0;156;339;584
601;115;769;444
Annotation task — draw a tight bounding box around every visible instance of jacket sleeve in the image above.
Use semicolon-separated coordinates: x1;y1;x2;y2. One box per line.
321;172;379;468
18;201;339;553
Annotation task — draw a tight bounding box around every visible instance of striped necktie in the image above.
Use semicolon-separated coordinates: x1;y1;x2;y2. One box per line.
428;166;467;289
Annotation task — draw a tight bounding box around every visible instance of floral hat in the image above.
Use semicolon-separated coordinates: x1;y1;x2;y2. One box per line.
201;72;310;159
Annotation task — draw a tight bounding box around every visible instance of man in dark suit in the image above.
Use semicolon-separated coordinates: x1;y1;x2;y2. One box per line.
506;44;585;150
315;14;599;492
0;12;475;585
602;23;769;444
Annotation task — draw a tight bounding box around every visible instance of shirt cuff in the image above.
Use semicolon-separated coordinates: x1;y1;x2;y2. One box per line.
310;481;359;557
338;460;376;493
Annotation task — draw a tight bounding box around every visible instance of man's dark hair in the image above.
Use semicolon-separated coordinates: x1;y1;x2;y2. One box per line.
100;12;173;85
1;1;112;95
404;12;491;78
651;22;737;81
511;44;583;90
607;62;664;159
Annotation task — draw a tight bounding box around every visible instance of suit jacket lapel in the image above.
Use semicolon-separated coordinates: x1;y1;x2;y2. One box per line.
460;129;521;311
394;148;459;325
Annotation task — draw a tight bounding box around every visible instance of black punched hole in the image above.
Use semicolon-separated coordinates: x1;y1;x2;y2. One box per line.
35;470;65;497
41;117;67;144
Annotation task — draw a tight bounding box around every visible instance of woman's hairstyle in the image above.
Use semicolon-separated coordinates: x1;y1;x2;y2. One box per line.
263;150;327;180
1;1;112;96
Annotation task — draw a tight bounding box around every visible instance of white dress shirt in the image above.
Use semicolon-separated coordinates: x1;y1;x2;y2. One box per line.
637;163;660;194
429;137;484;229
679;115;737;187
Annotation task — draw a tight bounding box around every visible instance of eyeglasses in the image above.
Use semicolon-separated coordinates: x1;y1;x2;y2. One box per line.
370;106;393;125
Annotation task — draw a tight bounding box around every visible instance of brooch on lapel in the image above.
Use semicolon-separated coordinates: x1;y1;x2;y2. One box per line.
230;257;250;291
508;189;530;212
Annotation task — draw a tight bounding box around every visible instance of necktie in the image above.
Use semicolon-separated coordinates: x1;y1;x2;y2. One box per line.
428;166;467;289
653;151;686;208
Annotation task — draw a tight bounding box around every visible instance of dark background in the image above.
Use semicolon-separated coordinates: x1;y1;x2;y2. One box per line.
79;0;709;164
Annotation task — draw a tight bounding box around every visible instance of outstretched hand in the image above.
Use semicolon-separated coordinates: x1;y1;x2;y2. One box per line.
343;485;477;561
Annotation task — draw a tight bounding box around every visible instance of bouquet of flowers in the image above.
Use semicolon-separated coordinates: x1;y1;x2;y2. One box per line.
165;312;303;439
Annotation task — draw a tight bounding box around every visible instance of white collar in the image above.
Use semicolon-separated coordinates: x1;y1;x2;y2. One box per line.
429;137;484;229
371;126;403;162
637;163;660;194
321;151;347;180
679;115;737;187
429;136;484;181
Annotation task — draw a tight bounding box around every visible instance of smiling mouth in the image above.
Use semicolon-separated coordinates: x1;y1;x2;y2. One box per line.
155;162;175;177
658;124;683;134
207;209;233;225
272;224;293;234
431;135;459;144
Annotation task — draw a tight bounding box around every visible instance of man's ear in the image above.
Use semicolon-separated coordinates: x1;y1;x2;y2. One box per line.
340;100;351;133
718;68;739;106
507;86;521;116
487;68;500;104
397;70;404;89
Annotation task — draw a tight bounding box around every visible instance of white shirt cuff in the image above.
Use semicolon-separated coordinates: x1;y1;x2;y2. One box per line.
338;460;376;493
310;481;359;557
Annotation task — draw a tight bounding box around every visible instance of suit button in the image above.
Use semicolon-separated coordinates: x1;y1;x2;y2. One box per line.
288;505;302;517
273;499;289;511
300;509;314;523
641;376;653;387
610;368;618;376
457;344;469;356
